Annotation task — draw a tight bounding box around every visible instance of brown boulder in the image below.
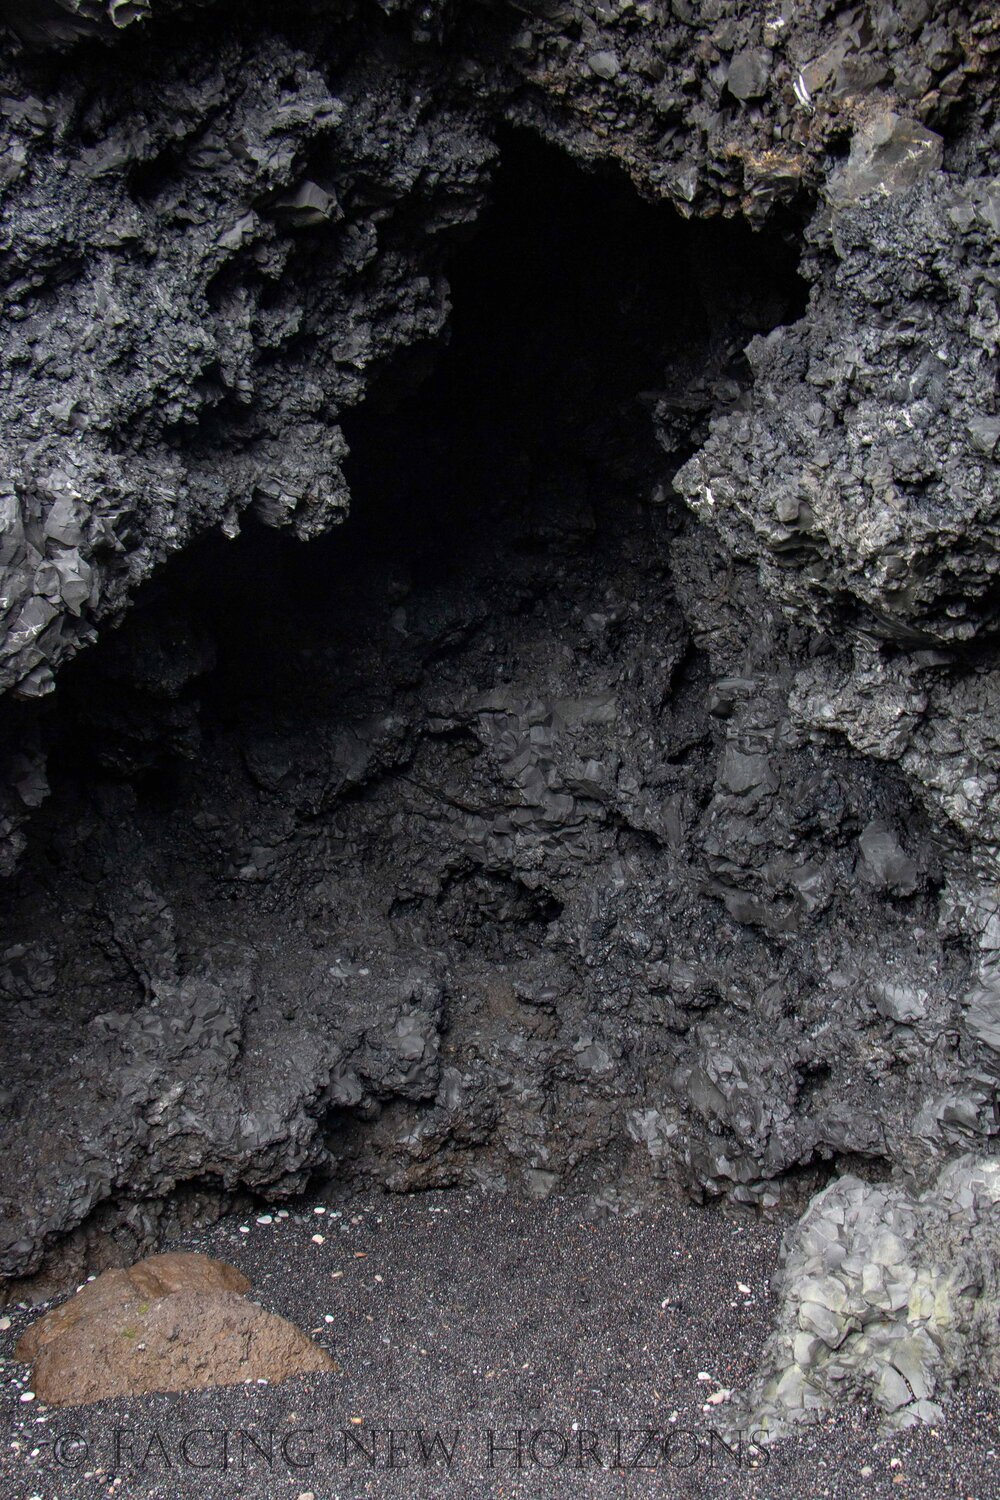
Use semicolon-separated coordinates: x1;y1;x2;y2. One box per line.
16;1251;336;1406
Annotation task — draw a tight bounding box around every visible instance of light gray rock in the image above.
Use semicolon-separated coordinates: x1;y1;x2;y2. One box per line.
732;1157;1000;1438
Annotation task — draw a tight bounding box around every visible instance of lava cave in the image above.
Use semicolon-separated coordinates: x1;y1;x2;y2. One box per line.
1;0;1000;1469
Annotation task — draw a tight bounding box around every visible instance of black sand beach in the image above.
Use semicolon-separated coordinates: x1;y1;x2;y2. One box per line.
2;1191;998;1500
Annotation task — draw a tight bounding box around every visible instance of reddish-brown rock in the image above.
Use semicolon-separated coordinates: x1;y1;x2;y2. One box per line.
16;1251;336;1406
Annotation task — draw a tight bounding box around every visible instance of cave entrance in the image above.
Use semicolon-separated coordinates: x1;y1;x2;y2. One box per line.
37;132;809;775
88;131;804;732
0;132;809;1284
335;128;805;594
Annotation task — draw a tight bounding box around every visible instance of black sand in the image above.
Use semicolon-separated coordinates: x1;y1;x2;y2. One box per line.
1;1191;998;1499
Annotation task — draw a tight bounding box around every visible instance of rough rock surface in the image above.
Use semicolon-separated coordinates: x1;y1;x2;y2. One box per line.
675;121;1000;650
16;1250;335;1405
730;1154;1000;1437
0;0;998;1438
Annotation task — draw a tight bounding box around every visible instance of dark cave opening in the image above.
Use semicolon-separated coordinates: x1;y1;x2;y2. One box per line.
50;132;807;765
0;128;880;1288
335;130;806;573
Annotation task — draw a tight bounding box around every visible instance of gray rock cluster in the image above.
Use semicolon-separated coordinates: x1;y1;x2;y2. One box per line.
0;7;497;714
732;1155;1000;1436
675;112;1000;650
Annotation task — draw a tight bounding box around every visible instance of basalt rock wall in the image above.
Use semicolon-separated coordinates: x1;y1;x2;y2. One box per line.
0;0;998;1294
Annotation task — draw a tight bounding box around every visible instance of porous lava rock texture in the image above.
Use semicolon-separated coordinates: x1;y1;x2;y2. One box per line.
15;1251;335;1405
0;0;998;1368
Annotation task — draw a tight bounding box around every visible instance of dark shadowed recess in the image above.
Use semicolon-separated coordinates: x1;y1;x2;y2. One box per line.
45;131;805;773
0;125;819;1277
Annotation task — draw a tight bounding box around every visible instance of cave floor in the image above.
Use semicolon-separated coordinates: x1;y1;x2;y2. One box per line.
0;1190;997;1499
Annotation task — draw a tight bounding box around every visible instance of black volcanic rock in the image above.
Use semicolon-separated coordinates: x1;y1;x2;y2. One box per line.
0;11;998;1430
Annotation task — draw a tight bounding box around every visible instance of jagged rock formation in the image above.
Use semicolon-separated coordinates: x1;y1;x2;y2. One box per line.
0;3;998;1446
730;1155;1000;1435
0;0;993;715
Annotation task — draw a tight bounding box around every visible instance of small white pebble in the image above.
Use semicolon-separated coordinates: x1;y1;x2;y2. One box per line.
311;1234;326;1245
256;1215;273;1226
323;1314;334;1323
313;1207;327;1215
696;1372;713;1382
278;1210;289;1219
19;1392;35;1403
374;1274;383;1283
238;1226;250;1235
861;1467;873;1479
737;1282;751;1294
0;1317;11;1331
706;1389;731;1405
